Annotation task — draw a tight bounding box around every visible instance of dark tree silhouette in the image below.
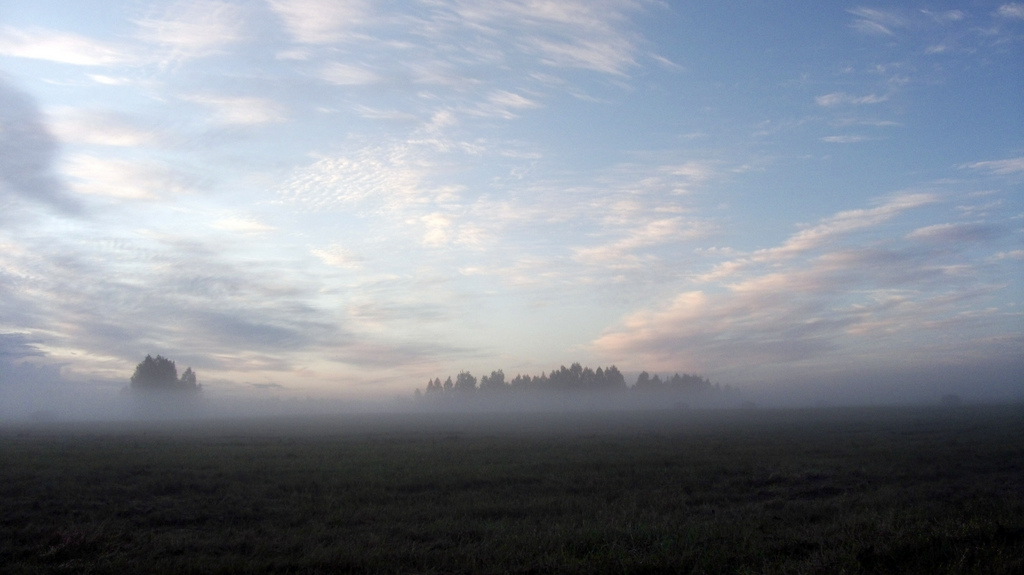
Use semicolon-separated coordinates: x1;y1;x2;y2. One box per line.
454;371;477;393
480;369;508;392
417;363;709;400
130;355;200;391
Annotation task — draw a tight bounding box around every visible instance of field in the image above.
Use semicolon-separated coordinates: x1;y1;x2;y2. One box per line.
1;404;1022;574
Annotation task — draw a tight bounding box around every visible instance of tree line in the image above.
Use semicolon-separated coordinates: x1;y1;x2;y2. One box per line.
130;354;200;392
417;363;714;397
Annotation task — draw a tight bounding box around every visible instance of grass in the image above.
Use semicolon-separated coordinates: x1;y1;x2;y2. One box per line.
1;404;1022;574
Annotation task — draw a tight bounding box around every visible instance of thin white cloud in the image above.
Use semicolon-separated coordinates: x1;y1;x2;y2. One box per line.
531;36;636;75
87;74;134;86
998;3;1024;19
353;106;418;121
471;90;542;118
0;26;132;66
847;7;906;36
419;212;453;247
279;144;437;211
319;62;380;85
923;10;966;23
754;193;937;262
267;0;369;44
275;48;310;60
822;135;869;144
135;0;246;61
572;217;710;268
962;157;1024;175
181;94;286;125
906;222;999;243
311;245;363;270
594;215;1012;380
213;217;276;234
62;154;196;200
48;108;157;147
447;0;642;75
815;92;888;107
990;250;1024;261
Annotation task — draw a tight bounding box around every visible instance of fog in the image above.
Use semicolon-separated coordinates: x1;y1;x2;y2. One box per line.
2;356;1021;429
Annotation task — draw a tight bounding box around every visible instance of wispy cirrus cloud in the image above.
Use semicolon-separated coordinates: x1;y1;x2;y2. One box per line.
848;7;906;36
962;156;1024;175
61;154;198;200
593;193;1016;381
135;0;247;62
822;135;870;144
213;216;276;235
449;0;643;75
279;143;438;211
697;193;937;281
181;94;287;125
997;3;1024;19
267;0;370;44
0;26;133;66
571;217;708;269
906;222;1001;243
816;92;888;107
756;193;936;261
470;90;542;118
48;108;158;147
319;62;380;85
311;245;364;270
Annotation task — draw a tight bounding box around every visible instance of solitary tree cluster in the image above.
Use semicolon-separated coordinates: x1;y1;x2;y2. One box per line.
130;355;200;391
420;363;711;397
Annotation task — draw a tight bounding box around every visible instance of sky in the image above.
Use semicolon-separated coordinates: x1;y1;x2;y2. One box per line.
0;0;1021;403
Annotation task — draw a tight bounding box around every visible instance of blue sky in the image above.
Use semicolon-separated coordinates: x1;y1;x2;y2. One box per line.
0;1;1021;400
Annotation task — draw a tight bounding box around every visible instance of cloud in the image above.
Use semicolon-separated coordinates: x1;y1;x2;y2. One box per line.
572;217;708;269
0;26;132;66
962;157;1024;175
471;90;542;118
0;333;45;361
212;217;276;234
353;106;418;121
311;245;363;270
997;3;1024;19
319;62;380;85
594;227;1014;383
606;181;1020;381
0;231;350;380
419;212;453;247
61;154;196;200
847;7;906;36
445;0;643;75
267;0;369;44
749;193;937;264
279;143;446;211
181;94;287;125
815;92;888;107
531;35;636;75
0;79;80;214
135;0;246;61
906;222;1001;243
822;135;869;143
990;250;1024;261
48;108;157;147
921;10;966;23
87;74;134;86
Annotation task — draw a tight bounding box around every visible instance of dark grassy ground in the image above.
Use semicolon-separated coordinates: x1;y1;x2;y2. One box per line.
1;404;1022;574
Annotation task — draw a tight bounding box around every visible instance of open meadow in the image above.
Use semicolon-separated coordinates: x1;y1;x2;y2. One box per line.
1;404;1022;574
